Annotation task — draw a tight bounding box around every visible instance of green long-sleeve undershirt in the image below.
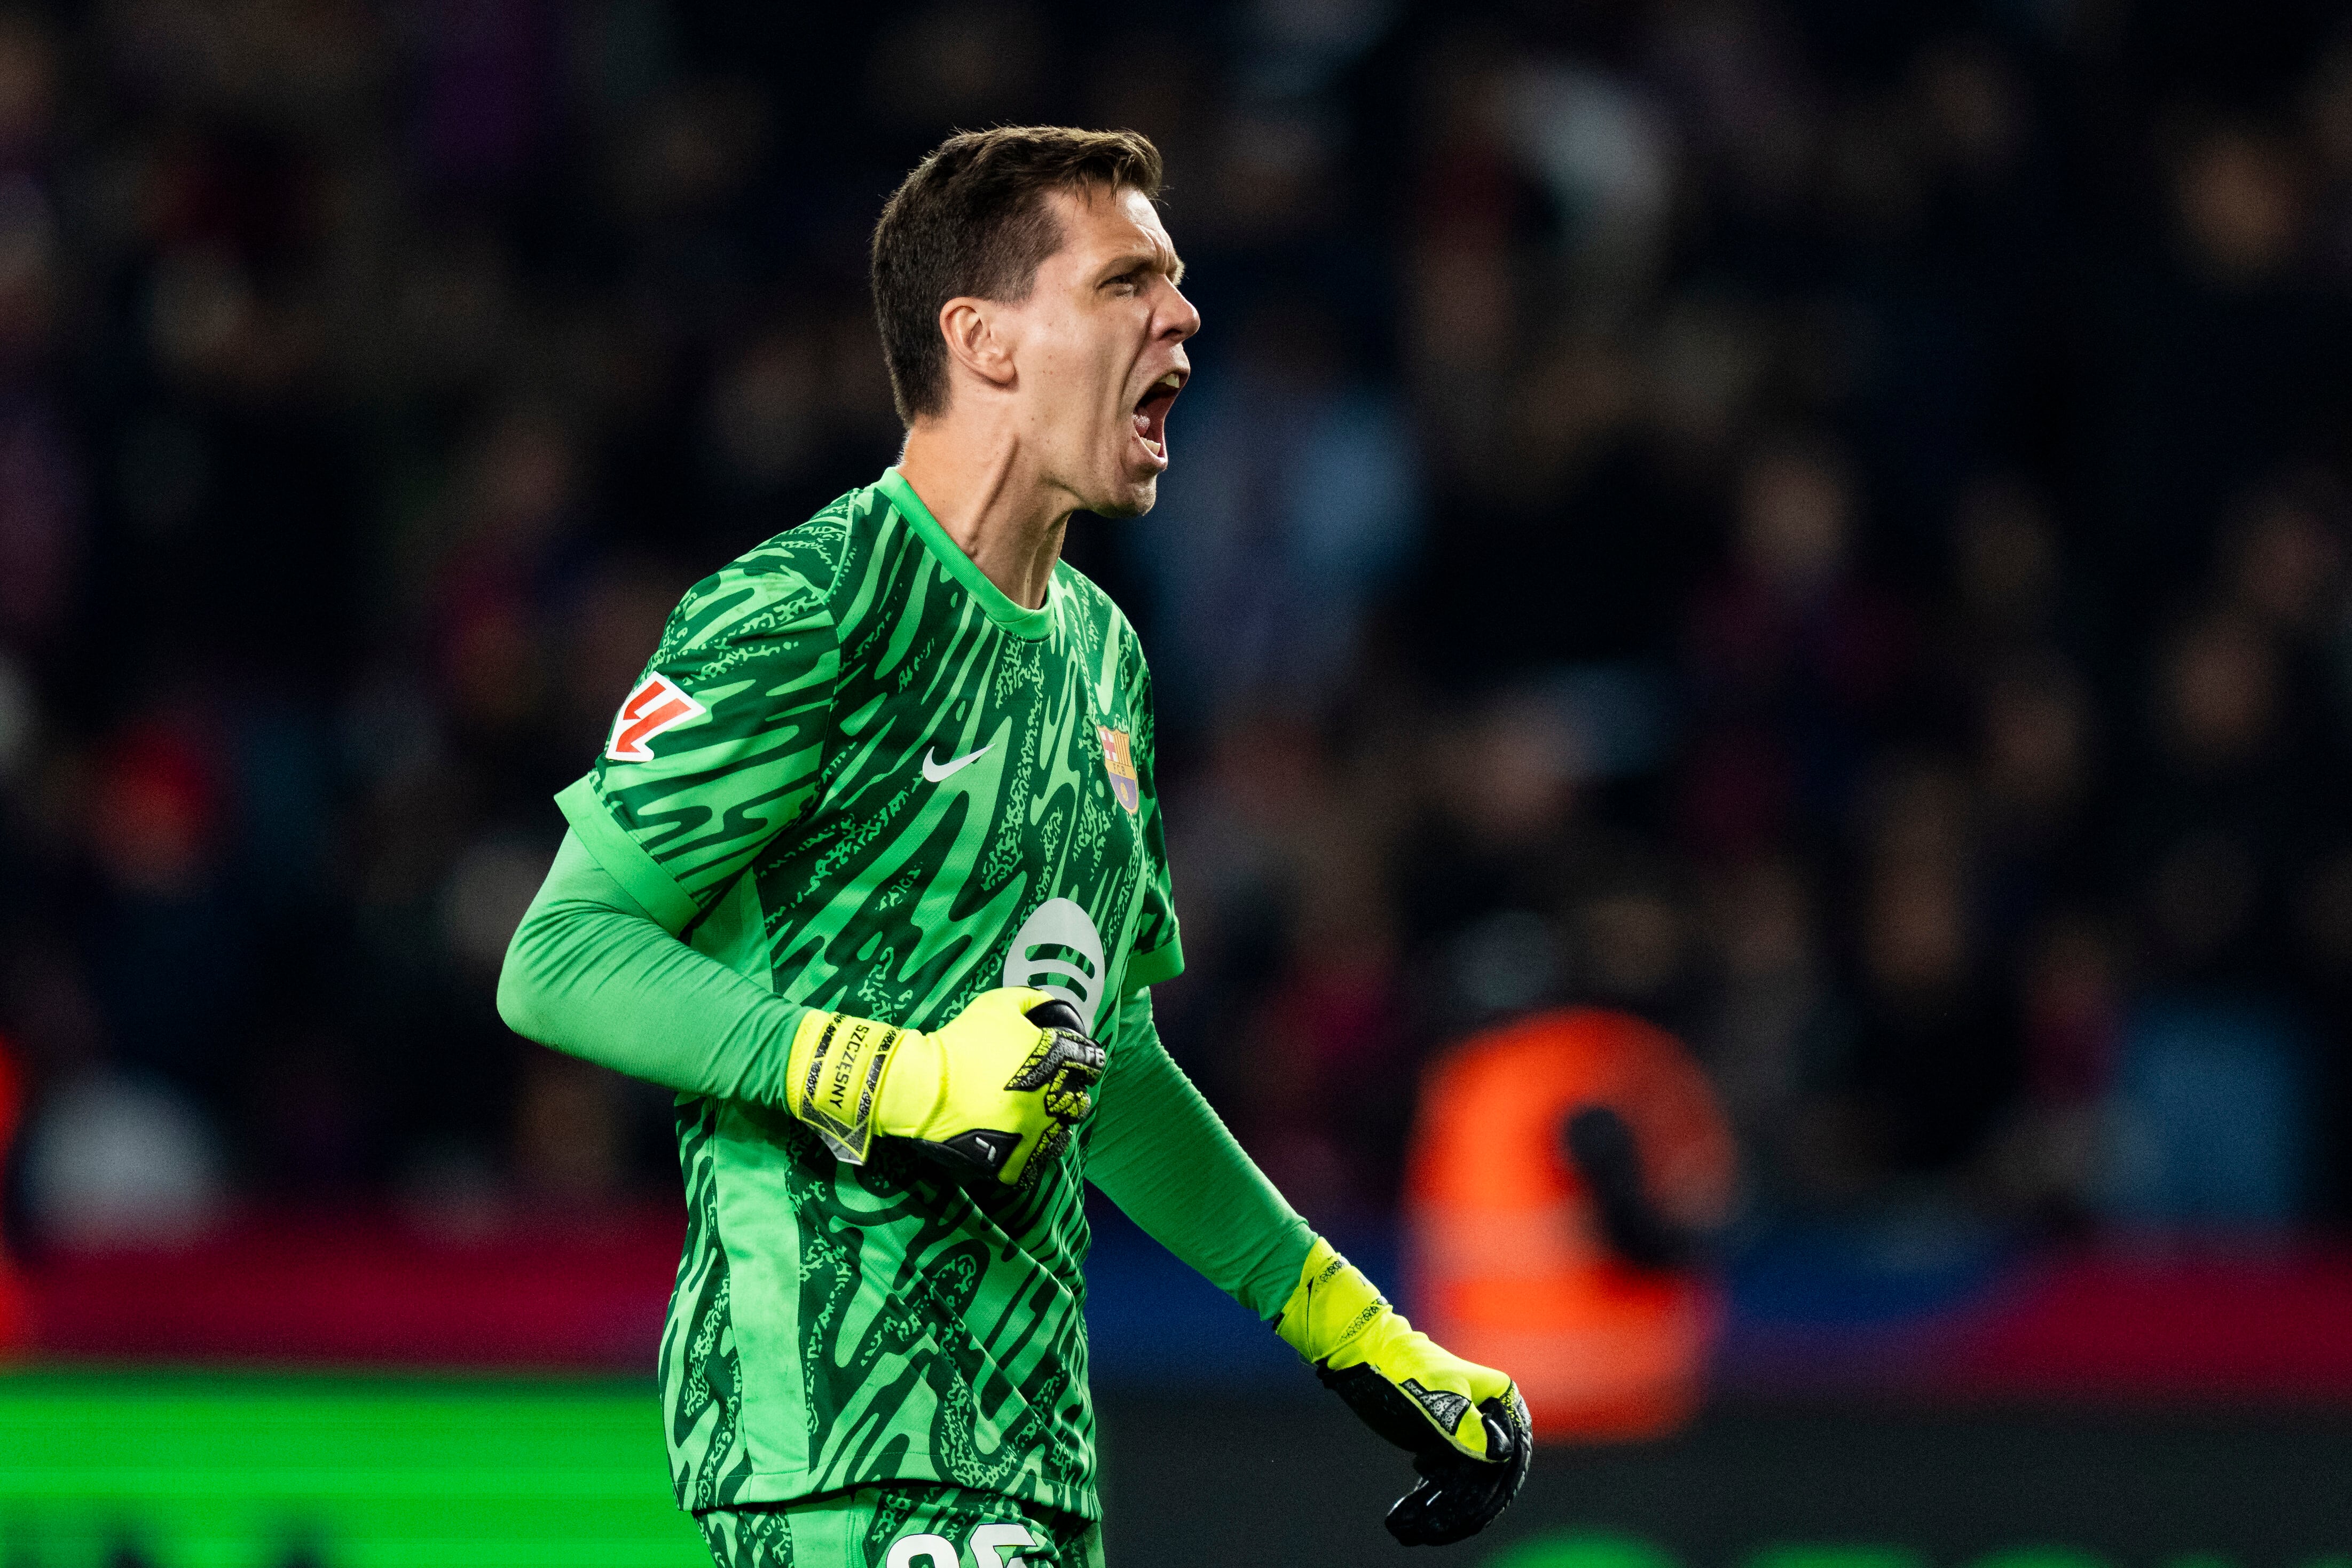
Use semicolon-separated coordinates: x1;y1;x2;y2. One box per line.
497;832;1314;1321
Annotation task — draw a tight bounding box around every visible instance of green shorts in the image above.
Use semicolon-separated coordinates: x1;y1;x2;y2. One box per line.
697;1485;1105;1568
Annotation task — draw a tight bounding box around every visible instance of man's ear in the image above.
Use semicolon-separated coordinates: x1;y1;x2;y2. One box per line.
939;296;1018;392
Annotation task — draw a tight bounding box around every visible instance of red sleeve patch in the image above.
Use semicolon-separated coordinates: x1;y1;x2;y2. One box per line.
605;672;707;762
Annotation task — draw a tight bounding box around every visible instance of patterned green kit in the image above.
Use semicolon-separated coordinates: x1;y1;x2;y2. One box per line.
698;1483;1105;1568
555;470;1181;1522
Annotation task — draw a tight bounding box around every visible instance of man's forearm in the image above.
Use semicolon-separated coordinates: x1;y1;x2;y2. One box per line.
1085;991;1316;1320
497;831;808;1105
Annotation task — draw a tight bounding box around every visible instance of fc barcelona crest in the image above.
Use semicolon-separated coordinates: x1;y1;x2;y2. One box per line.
1098;726;1140;813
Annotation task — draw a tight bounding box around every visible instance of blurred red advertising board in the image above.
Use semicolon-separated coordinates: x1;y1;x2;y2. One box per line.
19;1205;683;1367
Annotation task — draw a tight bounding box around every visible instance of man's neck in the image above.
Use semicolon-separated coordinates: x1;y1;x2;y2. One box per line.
894;422;1073;611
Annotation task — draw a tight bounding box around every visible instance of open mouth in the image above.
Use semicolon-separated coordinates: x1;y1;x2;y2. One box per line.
1131;372;1182;467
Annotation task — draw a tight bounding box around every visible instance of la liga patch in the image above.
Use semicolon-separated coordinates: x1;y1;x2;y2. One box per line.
607;672;706;762
1098;725;1139;813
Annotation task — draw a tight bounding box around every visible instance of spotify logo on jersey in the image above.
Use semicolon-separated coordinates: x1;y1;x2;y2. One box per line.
1003;899;1106;1033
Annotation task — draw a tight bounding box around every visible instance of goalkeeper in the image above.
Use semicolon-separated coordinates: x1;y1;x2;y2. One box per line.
498;126;1528;1567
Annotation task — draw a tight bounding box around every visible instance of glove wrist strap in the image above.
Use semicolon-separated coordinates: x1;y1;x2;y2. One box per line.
786;1010;908;1165
1274;1235;1385;1364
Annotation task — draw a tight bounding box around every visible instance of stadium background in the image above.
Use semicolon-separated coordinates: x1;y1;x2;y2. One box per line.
4;0;2352;1561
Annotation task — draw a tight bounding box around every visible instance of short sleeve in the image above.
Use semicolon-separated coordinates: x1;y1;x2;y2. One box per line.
1124;652;1183;990
557;554;839;935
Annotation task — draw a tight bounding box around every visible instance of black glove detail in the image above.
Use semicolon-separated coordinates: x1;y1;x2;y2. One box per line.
1023;998;1084;1033
1318;1364;1533;1547
1005;1000;1106;1121
1383;1393;1531;1546
931;1128;1020;1179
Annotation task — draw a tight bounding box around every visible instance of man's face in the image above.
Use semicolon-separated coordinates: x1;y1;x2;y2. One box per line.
1002;185;1198;518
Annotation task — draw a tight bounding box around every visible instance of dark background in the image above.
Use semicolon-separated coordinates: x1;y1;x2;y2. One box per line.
1096;1397;2352;1566
9;0;2352;1257
4;0;2352;1558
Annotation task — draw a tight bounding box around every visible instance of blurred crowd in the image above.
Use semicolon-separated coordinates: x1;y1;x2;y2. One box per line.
3;0;2352;1256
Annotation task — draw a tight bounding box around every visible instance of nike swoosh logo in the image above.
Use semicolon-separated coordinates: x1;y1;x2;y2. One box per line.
922;743;992;783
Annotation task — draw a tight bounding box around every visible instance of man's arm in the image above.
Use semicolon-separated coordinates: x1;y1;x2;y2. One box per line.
497;831;809;1105
1083;988;1314;1317
1087;987;1530;1547
500;834;1108;1191
499;540;840;1104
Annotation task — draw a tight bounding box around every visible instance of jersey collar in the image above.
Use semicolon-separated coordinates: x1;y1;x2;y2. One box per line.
875;468;1056;642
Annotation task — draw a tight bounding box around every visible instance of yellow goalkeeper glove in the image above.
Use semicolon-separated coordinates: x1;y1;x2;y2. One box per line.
784;988;1103;1192
1275;1236;1531;1546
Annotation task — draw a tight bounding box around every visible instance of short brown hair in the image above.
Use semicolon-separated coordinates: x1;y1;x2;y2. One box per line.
871;125;1164;424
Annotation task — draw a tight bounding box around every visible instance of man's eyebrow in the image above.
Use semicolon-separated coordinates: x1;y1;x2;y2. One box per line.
1103;245;1186;286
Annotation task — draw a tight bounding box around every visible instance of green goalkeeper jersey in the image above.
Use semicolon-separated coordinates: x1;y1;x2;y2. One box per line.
556;469;1183;1520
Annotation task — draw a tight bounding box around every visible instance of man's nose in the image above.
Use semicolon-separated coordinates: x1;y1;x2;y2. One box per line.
1163;286;1201;341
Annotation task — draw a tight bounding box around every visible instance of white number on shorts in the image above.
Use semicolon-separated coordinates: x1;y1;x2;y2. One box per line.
970;1522;1040;1568
884;1535;957;1568
883;1520;1042;1568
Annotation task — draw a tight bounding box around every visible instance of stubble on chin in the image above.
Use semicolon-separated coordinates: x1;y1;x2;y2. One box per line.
1085;473;1159;520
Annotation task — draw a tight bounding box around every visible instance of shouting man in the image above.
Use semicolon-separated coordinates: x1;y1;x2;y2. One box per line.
498;126;1528;1567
